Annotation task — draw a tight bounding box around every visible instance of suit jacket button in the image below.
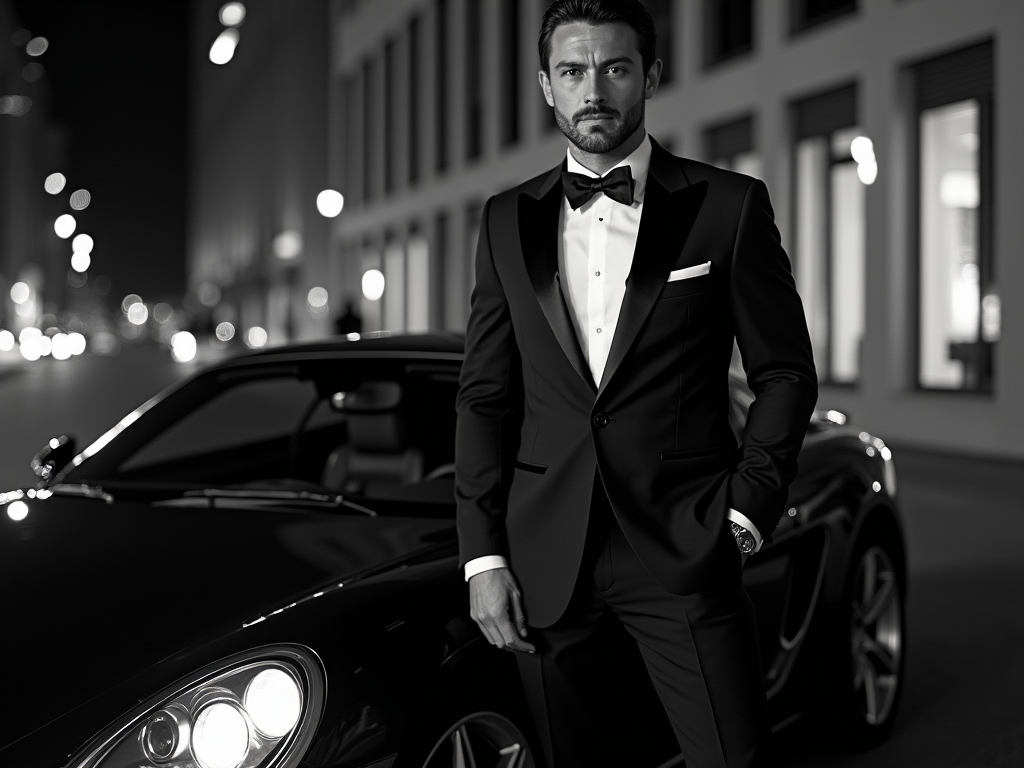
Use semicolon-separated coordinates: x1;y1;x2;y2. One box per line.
593;413;608;428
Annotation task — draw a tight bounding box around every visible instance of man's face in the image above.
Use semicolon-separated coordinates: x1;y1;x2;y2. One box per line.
540;21;660;154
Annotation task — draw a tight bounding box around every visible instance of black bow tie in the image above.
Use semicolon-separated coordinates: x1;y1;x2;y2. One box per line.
561;165;635;210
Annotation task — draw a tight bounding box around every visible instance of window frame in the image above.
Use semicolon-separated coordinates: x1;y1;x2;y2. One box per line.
910;40;995;394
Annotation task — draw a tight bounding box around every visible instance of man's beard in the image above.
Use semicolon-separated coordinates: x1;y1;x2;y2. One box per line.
553;95;645;154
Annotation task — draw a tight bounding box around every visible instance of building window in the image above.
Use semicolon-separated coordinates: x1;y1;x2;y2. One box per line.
435;0;448;172
409;14;421;185
383;37;397;195
640;0;672;85
465;0;483;160
915;41;994;392
705;114;761;178
704;0;753;68
407;233;430;332
343;75;359;202
362;57;375;201
791;0;856;34
792;84;865;385
500;0;520;147
384;239;406;332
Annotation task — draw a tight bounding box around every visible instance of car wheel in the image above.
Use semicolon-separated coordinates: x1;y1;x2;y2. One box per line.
840;539;905;747
420;711;535;768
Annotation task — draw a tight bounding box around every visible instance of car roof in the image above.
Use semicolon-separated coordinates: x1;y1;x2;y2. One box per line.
227;331;466;362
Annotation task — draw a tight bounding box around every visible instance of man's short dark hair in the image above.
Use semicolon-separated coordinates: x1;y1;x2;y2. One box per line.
538;0;657;76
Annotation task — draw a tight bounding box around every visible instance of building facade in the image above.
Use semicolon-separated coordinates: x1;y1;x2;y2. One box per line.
189;0;331;346
327;0;1024;461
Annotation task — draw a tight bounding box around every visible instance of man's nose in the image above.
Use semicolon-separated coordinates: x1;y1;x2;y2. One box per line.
582;73;607;104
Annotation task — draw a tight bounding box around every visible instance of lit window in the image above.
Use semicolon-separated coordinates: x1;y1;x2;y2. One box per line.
792;84;864;384
915;42;994;392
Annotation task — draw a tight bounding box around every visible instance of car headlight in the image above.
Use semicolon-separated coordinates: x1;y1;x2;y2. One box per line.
69;645;324;768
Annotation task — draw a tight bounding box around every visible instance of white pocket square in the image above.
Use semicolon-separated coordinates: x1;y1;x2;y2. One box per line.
667;262;711;282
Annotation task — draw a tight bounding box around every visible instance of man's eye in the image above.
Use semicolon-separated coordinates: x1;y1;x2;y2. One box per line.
562;68;581;76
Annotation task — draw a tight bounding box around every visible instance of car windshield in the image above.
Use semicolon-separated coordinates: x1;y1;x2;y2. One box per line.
58;355;461;517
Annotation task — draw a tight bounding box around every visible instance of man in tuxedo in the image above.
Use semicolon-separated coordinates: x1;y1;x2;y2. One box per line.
455;1;817;766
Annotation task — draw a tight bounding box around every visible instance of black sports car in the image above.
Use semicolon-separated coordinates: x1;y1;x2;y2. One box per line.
2;334;906;768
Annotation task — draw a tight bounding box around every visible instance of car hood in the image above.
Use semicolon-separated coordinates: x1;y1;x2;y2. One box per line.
1;495;456;750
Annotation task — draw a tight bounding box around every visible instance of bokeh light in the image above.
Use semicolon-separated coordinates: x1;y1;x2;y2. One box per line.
215;321;235;341
20;341;41;361
0;330;14;351
316;189;344;218
10;282;30;304
19;327;41;346
69;189;92;210
209;28;240;65
153;303;174;324
307;286;328;308
850;136;874;165
91;331;119;355
0;95;31;116
25;36;48;56
362;269;385;301
272;230;303;260
171;331;197;363
245;326;268;348
44;172;66;195
198;282;222;307
121;294;142;314
72;233;94;253
7;500;28;521
54;214;76;238
68;332;86;355
38;336;52;356
67;269;88;288
70;252;91;273
127;302;149;325
51;333;72;360
219;2;247;26
22;62;44;82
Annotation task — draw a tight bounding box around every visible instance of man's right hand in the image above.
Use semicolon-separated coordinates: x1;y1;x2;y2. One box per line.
469;567;536;654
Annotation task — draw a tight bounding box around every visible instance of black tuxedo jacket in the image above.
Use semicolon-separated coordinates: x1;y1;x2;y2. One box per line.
455;138;817;628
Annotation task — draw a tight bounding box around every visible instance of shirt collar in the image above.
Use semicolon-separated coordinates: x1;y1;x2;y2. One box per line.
565;131;652;205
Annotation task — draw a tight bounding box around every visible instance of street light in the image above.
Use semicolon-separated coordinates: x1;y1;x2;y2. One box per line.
316;190;344;218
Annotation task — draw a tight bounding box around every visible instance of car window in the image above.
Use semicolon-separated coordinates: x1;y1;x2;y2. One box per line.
120;378;318;472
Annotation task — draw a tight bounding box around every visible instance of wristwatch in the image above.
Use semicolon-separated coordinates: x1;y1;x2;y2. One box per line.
730;521;757;555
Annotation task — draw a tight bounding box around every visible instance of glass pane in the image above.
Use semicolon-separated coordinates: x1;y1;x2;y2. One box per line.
120;378;318;471
919;99;980;389
796;136;829;378
829;161;865;382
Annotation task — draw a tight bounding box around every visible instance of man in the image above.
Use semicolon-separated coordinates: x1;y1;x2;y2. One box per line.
455;1;817;766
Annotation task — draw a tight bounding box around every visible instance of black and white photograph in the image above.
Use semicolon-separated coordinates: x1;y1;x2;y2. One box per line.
1;1;1022;767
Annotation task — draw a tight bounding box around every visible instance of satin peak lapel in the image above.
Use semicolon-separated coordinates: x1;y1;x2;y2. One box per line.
598;174;708;397
518;169;597;392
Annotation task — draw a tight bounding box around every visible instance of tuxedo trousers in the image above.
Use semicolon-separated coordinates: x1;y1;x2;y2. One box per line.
514;481;772;768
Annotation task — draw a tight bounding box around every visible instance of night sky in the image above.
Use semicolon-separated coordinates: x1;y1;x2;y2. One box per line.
11;0;188;301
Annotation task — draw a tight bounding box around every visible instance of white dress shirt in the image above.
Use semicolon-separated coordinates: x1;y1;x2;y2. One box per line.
464;134;760;582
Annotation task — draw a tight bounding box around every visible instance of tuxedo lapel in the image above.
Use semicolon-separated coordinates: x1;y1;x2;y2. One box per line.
519;164;597;393
598;146;708;397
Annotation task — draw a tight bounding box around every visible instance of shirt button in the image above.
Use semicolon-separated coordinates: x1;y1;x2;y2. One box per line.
596;328;602;333
595;271;601;276
598;217;604;222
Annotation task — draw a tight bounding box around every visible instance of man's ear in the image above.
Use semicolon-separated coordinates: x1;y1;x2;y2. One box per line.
644;58;663;100
538;69;555;108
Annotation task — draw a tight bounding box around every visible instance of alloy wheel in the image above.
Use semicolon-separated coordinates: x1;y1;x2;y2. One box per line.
850;545;902;726
421;711;534;768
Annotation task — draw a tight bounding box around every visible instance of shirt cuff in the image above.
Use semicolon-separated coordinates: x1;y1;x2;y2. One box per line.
464;555;509;582
728;508;763;553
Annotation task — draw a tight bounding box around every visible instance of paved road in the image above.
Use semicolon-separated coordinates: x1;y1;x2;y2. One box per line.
2;350;1022;766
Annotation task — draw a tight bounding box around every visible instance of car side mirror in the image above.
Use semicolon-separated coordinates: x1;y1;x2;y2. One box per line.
31;435;77;483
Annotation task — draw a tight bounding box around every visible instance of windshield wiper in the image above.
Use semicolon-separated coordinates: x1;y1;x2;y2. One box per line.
49;483;115;503
181;488;377;517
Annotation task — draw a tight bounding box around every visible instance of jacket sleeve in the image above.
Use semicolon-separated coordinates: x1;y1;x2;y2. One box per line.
729;179;818;544
455;197;520;569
